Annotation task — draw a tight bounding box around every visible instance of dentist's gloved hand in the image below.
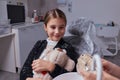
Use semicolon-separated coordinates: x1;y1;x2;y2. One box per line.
102;59;120;79
78;58;120;80
79;69;118;80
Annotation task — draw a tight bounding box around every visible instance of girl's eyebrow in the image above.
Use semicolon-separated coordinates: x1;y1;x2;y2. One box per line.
59;24;65;26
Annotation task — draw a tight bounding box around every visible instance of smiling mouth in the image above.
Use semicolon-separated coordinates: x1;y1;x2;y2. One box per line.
54;35;61;38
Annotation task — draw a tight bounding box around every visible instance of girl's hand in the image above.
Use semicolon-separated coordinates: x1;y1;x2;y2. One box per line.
32;59;55;73
26;77;42;80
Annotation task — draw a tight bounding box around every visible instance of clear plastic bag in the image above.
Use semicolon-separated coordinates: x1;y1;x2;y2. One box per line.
67;18;102;56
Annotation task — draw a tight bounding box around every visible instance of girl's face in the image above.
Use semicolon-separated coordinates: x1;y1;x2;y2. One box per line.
44;18;66;41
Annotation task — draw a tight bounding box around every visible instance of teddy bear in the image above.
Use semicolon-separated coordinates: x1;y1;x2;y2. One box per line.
76;53;93;72
33;48;75;80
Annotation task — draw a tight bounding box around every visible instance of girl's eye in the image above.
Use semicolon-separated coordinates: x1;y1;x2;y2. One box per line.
59;26;65;29
50;25;65;30
50;25;56;29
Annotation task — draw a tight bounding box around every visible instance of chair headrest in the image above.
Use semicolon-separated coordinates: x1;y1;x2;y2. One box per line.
68;18;94;36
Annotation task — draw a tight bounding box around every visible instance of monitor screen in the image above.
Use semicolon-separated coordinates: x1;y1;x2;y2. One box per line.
7;4;25;24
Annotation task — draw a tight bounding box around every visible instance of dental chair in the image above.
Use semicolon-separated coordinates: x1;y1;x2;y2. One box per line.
96;25;119;56
64;18;102;57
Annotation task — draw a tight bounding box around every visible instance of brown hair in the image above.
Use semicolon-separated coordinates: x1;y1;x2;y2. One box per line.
44;8;67;26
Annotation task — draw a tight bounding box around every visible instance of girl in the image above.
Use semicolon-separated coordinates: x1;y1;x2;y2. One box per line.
20;8;79;80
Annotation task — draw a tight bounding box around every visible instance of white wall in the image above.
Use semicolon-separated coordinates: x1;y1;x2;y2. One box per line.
59;0;120;24
1;0;120;24
0;1;8;22
36;0;57;16
27;0;57;17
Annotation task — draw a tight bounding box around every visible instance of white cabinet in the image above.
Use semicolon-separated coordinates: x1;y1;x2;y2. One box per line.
12;23;47;70
96;26;119;38
0;33;16;73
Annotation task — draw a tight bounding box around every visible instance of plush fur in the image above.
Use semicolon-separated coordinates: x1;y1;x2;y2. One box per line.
76;53;93;72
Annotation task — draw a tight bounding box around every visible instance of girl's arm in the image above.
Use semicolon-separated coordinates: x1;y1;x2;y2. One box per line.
20;40;42;80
